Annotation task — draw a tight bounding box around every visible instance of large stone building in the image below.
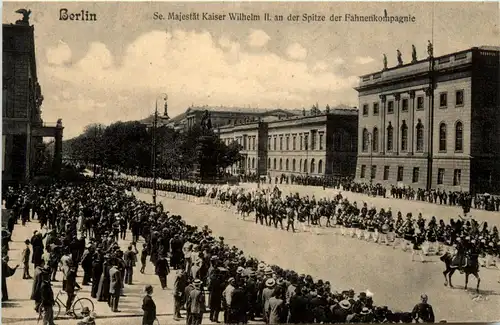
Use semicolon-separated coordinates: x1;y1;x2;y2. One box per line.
166;105;299;131
217;107;358;178
355;46;500;193
3;16;63;186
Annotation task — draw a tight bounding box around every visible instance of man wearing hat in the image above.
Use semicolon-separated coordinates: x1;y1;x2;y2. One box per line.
186;279;205;325
40;278;55;325
1;255;19;302
208;268;224;323
222;277;235;323
412;294;435;323
262;278;275;324
142;285;156;325
22;239;32;279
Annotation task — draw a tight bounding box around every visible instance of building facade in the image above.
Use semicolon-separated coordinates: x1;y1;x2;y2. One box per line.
3;18;63;186
218;108;358;179
355;46;500;193
166;106;299;131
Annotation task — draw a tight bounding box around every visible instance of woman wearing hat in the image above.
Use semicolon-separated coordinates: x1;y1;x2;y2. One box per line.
142;285;156;325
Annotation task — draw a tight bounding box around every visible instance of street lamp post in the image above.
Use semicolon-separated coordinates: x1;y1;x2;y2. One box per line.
152;93;168;206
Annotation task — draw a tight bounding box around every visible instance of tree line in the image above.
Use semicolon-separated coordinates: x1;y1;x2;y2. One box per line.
63;121;243;179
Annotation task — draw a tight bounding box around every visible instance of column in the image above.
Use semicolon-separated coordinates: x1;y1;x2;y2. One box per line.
379;95;386;154
409;90;416;154
394;93;401;155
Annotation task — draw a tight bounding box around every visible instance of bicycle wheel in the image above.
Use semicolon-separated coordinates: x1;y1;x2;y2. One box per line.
72;297;95;317
53;300;62;319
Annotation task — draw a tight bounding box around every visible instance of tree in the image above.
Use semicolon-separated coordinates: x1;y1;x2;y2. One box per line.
63;120;243;180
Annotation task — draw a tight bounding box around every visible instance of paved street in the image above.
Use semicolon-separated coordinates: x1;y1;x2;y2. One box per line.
2;220;186;324
135;189;500;322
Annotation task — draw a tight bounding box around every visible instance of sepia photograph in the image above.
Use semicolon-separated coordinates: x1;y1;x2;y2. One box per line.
1;1;500;324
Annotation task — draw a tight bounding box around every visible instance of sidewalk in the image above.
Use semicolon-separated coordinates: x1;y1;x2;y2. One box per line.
2;220;179;322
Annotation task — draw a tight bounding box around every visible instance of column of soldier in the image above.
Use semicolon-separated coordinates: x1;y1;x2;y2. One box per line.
121;175;500;268
2;180;440;324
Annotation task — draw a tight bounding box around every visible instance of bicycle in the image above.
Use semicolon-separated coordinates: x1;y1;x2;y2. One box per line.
38;288;95;320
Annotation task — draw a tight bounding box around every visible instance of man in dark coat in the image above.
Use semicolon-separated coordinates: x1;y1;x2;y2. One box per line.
109;262;122;312
173;269;187;321
288;286;309;323
32;262;50;311
155;255;170;289
230;280;248;324
1;256;19;301
41;278;56;325
142;285;156;325
65;266;81;314
30;231;46;268
208;269;224;322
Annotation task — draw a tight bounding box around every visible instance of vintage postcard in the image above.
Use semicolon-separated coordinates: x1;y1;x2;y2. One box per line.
2;1;500;325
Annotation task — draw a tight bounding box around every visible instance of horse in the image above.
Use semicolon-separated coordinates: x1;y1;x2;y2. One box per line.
440;252;481;293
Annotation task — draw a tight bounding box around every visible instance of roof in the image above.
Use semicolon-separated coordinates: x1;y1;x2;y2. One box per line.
187;106;299;116
477;46;500;51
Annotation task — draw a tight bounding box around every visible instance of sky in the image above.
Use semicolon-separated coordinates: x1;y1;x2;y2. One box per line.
3;2;499;139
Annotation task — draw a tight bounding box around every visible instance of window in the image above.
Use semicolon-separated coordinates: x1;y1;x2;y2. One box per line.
279;158;283;170
439;123;447;151
273;137;277;151
455;90;464;106
383;166;390;180
292;136;296;150
387;124;394;151
303;159;308;173
318;160;323;174
373;103;379;115
402;98;409;111
401;122;408;151
292;159;296;171
252;158;255;169
363;104;369;116
412;167;419;183
372;127;379;152
279;137;283;150
273;158;277;170
416;123;424;152
362;128;369;152
453;169;461;186
438;168;445;185
439;92;447;108
455;121;463;151
268;158;271;169
360;165;366;178
299;159;302;172
286;136;290;150
253;137;256;150
319;133;324;150
397;167;404;182
304;134;309;150
417;96;424;110
387;101;394;114
371;165;377;180
311;131;316;150
268;137;271;150
310;159;315;174
299;135;303;150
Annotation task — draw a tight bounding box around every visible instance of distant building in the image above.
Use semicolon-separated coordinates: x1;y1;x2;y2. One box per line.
355;46;500;193
217;107;358;178
3;17;63;186
165;105;300;131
